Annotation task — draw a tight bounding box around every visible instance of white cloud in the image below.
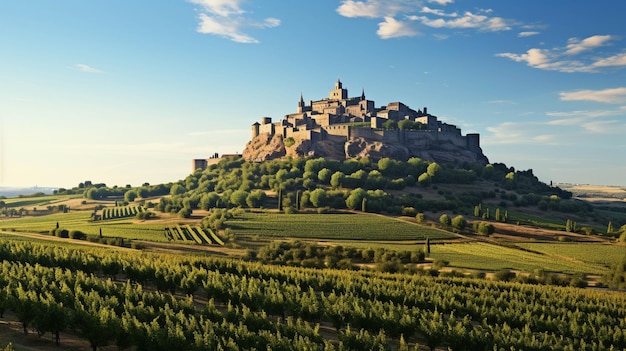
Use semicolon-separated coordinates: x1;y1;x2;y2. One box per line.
518;31;539;37
338;1;519;38
565;35;614;55
410;11;511;31
188;0;279;43
591;52;626;68
497;35;625;73
377;17;418;39
582;120;626;134
336;0;411;18
420;6;456;17
75;64;103;73
559;87;626;104
188;0;244;17
487;100;516;105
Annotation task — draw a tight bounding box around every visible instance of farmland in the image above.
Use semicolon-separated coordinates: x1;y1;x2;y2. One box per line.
428;242;611;275
226;211;455;241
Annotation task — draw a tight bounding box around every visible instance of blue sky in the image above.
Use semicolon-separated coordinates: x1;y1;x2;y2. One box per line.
1;0;625;188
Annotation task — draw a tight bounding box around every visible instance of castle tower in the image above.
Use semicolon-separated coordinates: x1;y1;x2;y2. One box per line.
297;93;305;113
330;79;348;100
251;121;260;138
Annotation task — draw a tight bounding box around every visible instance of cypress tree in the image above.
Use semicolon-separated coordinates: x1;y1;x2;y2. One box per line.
277;188;283;211
607;221;613;234
425;237;431;255
361;198;367;212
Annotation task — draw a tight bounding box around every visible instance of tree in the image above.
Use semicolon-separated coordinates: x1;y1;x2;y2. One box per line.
345;188;366;210
245;190;266;208
415;213;424;223
318;168;332;184
309;188;327;208
124;190;138;203
417;173;431;187
607;221;614;235
439;214;451;227
425;237;431;255
330;171;345;189
451;215;467;231
382;119;397;129
229;190;249;207
169;183;186;196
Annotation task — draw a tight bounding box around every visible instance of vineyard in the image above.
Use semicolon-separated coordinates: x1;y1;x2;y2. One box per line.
164;225;224;245
226;211;455;241
428;242;610;275
0;238;624;350
100;205;144;220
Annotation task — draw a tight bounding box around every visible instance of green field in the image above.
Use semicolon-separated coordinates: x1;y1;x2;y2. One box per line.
0;211;168;242
226;211;456;241
429;242;611;274
516;242;625;268
0;194;75;208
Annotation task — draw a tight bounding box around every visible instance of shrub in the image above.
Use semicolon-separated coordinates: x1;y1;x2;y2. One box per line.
55;228;69;238
69;230;86;240
494;269;516;282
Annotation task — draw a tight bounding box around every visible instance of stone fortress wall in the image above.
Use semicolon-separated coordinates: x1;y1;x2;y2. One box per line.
250;80;481;156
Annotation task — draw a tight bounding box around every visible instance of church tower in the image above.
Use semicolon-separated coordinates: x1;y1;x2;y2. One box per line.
330;79;348;100
297;93;305;113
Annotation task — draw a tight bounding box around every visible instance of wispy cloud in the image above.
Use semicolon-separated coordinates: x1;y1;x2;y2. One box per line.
496;35;626;73
485;105;626;146
336;0;521;39
75;64;103;73
188;0;280;43
409;10;512;32
518;31;539;37
487;100;516;105
560;87;626;103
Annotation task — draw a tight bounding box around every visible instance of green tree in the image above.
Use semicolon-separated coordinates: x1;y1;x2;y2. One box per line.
309;188;327;208
124;189;138;203
245;190;266;208
439;214;451;227
169;183;186;196
415;213;425;223
417;173;431;187
317;168;332;184
345;188;367;210
451;215;467;231
382;119;397;129
229;190;249;207
330;171;345;189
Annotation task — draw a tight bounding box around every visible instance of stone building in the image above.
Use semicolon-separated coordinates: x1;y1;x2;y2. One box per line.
249;80;482;157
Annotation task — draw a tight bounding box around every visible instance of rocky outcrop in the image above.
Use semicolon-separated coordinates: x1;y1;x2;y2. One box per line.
242;133;286;162
243;133;489;165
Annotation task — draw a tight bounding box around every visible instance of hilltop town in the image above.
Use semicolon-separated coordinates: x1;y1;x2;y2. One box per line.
241;80;489;165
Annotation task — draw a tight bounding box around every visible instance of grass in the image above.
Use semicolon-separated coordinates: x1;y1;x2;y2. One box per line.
515;242;625;268
1;194;75;208
226;211;456;241
0;211;169;242
429;242;610;275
